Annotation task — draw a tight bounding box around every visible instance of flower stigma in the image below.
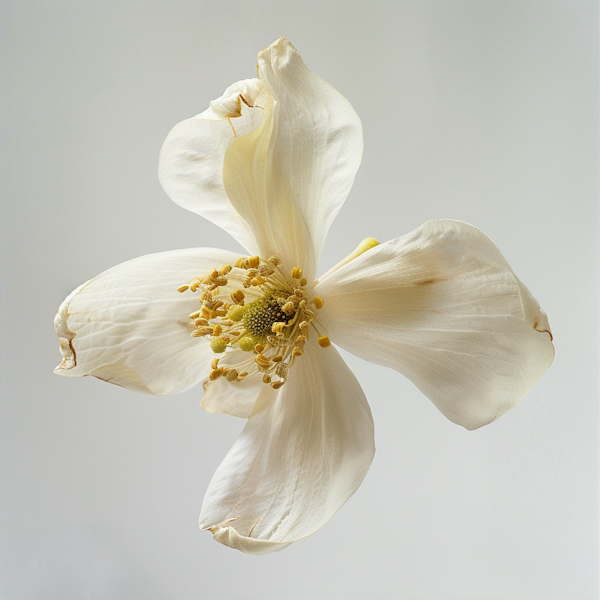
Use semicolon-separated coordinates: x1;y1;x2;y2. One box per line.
178;256;328;389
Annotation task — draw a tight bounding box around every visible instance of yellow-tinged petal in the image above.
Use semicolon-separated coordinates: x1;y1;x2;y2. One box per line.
315;220;554;430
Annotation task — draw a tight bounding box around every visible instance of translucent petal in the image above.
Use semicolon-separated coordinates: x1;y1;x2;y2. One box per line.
54;248;239;395
199;338;375;554
200;372;276;419
158;79;269;252
315;220;555;430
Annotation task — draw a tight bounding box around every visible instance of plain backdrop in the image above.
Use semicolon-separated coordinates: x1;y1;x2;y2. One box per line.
0;1;598;599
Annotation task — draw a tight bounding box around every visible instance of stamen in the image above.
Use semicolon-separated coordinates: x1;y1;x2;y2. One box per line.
178;255;332;387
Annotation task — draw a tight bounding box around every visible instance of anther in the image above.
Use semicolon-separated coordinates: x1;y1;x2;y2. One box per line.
271;381;284;390
177;285;189;293
230;289;245;305
271;322;285;334
226;369;238;382
318;335;331;348
268;256;281;266
209;369;223;381
300;278;307;286
235;257;247;268
291;267;303;280
313;296;324;309
211;358;220;370
219;264;232;276
248;256;260;269
212;324;222;336
282;302;295;315
292;347;303;356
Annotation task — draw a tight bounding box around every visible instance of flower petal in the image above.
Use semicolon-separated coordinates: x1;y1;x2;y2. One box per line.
198;338;375;554
200;373;276;419
221;37;363;281
158;79;270;252
315;220;555;430
54;248;239;395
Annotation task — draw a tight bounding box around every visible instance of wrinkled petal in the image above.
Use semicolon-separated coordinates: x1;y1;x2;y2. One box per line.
160;37;363;282
199;338;375;554
200;371;276;419
315;220;555;430
159;79;270;252
54;248;239;395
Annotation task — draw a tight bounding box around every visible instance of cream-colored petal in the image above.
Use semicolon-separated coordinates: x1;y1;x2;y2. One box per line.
198;338;375;554
221;37;363;282
54;248;239;395
200;372;276;419
158;79;270;252
316;220;555;430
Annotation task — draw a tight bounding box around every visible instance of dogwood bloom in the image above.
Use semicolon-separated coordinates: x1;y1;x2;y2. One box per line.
54;37;554;555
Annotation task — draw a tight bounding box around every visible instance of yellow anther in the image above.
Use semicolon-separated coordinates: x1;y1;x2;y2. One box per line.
214;277;228;287
194;318;208;327
212;324;222;336
291;267;303;280
219;264;232;276
262;374;272;384
235;257;246;268
271;322;285;334
226;369;238;382
318;335;331;348
282;302;296;315
239;371;248;378
190;279;202;292
272;355;283;362
296;335;307;343
189;311;201;319
313;296;324;309
210;337;227;353
230;289;245;305
209;369;223;381
255;354;271;368
190;330;204;337
248;256;260;269
268;256;281;266
251;275;266;286
292;347;303;357
300;278;307;286
177;285;189;293
271;381;284;390
211;358;220;370
254;343;265;354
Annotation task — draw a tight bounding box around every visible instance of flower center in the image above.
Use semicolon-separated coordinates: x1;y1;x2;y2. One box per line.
177;255;328;389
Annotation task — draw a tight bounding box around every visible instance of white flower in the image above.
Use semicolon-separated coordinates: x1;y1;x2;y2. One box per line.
54;37;554;555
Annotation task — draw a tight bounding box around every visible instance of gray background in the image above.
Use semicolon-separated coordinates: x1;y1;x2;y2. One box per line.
1;1;598;599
